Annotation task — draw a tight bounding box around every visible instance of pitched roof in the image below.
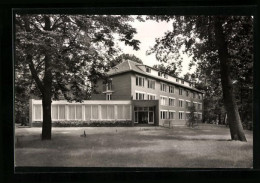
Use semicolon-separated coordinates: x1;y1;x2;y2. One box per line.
107;60;143;75
107;60;204;93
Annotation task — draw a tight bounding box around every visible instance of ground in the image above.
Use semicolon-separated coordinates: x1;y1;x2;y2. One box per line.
15;124;253;168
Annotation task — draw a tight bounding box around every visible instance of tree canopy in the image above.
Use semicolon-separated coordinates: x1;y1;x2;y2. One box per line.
15;14;140;139
147;15;253;141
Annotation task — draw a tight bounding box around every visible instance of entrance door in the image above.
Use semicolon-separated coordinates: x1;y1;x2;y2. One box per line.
134;106;155;124
138;112;148;124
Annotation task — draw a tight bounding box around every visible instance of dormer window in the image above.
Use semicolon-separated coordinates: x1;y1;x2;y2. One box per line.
189;83;192;87
158;72;162;77
176;78;179;82
164;74;168;79
146;67;151;73
181;80;184;84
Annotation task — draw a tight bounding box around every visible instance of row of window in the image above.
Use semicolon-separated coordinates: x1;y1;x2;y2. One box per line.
34;104;131;120
135;92;202;109
160;110;202;120
136;92;156;100
160;97;202;109
136;76;201;99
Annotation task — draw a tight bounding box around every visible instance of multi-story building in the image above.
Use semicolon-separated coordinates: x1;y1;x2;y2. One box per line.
92;60;204;126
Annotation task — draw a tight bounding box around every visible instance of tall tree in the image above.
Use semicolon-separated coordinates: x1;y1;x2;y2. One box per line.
147;16;253;141
15;14;140;140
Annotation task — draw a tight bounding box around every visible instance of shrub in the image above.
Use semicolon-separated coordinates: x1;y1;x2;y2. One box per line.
31;120;133;127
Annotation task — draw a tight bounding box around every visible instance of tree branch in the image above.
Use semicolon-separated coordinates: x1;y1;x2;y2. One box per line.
27;55;44;94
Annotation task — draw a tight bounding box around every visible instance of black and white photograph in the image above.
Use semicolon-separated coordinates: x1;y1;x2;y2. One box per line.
14;12;254;168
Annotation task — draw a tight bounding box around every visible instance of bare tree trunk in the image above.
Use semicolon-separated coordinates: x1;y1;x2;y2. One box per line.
42;92;52;140
213;17;247;141
41;53;52;140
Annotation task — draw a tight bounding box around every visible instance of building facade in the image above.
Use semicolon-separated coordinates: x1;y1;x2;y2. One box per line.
92;60;204;126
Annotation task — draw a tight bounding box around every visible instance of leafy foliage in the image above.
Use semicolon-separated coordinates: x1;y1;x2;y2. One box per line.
110;53;143;67
153;62;179;77
148;16;253;128
15;14;140;100
15;14;140;134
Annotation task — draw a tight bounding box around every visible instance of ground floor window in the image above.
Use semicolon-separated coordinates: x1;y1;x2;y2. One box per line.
161;110;168;119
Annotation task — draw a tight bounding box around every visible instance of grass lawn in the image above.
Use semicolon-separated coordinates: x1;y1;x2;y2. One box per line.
15;124;253;168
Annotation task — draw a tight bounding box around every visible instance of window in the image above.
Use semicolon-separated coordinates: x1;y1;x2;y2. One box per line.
181;80;184;84
103;81;112;91
186;101;190;107
160;83;167;92
169;98;175;106
186;90;189;97
158;72;162;76
193;102;196;108
193;92;196;98
179;112;184;120
68;105;82;120
136;76;144;87
198;94;201;99
58;105;65;119
136;92;145;100
179;88;183;95
161;110;168;119
198;113;202;120
179;100;183;108
146;67;151;73
91;105;99;119
160;96;168;105
52;105;58;120
169;85;174;93
169;111;175;119
34;104;42;120
147;79;155;89
106;93;112;100
198;103;202;110
176;78;179;82
148;94;156;100
189;83;192;87
107;82;112;90
164;74;168;79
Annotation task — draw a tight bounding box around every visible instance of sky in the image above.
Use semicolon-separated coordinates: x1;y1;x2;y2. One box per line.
117;17;196;77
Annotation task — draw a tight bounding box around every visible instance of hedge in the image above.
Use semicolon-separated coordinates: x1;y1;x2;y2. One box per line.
31;120;133;127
